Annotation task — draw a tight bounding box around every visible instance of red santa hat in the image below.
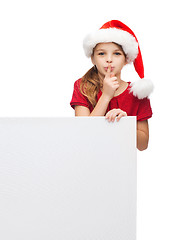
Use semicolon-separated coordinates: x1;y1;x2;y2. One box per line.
83;20;153;99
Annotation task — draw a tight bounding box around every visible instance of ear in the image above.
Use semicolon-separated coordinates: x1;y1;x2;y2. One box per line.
124;58;128;66
91;55;95;65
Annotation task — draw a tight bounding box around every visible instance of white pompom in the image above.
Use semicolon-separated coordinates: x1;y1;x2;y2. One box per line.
129;79;154;99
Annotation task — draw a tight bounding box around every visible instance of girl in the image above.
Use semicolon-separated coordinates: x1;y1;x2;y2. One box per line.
70;20;153;151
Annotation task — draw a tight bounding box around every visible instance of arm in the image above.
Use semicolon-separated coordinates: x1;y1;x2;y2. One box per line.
137;120;149;151
75;65;119;117
75;94;110;116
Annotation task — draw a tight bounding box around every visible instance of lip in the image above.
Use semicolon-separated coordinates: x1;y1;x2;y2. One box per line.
104;67;114;71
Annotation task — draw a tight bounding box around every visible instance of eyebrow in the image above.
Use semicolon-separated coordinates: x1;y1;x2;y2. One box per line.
114;49;123;52
95;49;105;52
95;48;123;52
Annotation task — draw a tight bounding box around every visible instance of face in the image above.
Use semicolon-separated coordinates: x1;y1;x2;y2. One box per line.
91;42;127;79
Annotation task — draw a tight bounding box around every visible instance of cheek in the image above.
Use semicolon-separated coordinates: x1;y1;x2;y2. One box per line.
95;58;104;67
117;58;126;68
120;58;127;67
92;55;102;65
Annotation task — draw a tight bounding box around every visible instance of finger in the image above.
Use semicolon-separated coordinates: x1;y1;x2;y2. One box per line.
116;111;127;121
109;113;114;122
106;64;111;76
110;72;115;78
110;76;117;81
116;112;123;122
113;82;120;87
114;84;120;90
105;110;113;118
106;115;112;122
111;111;119;122
105;112;111;121
106;111;114;122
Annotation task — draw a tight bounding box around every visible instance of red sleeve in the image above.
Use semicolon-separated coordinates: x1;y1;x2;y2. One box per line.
137;97;153;121
70;79;90;109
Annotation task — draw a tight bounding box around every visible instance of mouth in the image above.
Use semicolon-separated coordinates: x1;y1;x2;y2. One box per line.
104;67;114;71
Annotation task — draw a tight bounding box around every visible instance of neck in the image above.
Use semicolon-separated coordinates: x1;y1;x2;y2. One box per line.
115;73;122;83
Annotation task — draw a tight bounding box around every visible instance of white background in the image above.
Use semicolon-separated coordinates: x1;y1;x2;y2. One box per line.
0;0;196;239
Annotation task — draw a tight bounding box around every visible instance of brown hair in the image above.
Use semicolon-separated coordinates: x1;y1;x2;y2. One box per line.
80;66;101;108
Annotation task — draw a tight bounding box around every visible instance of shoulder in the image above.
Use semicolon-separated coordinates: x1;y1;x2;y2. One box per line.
127;82;150;102
73;78;82;88
70;78;91;110
128;82;153;118
123;82;139;101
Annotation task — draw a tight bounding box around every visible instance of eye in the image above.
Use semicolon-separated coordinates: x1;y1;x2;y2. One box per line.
98;52;104;55
114;52;122;55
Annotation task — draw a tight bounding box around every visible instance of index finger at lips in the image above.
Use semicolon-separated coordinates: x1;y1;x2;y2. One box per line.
106;64;111;76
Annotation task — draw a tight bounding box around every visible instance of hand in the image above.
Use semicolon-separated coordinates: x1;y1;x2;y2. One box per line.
105;109;127;122
102;65;119;100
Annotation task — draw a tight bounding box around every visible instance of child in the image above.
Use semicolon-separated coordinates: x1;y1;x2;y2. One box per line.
70;20;153;151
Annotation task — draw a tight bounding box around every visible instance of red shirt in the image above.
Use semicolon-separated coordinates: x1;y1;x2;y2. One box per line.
70;78;152;121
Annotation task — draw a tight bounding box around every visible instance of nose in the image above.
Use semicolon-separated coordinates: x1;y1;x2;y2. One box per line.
106;54;112;63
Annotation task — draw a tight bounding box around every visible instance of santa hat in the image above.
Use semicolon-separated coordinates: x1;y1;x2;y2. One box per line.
83;20;153;99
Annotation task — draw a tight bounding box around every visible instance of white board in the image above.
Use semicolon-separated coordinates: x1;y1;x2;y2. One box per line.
0;117;137;240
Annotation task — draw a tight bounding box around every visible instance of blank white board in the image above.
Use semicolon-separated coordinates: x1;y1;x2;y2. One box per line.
0;117;137;240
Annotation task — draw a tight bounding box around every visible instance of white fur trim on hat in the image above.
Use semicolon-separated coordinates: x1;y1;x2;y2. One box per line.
129;79;154;99
83;28;139;63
